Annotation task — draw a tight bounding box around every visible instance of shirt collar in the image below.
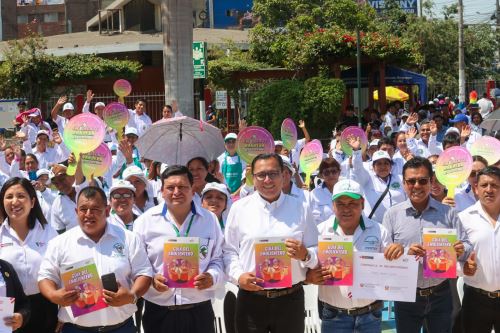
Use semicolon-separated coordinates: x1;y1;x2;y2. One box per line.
76;221;118;243
401;197;439;213
160;201;198;218
255;191;285;210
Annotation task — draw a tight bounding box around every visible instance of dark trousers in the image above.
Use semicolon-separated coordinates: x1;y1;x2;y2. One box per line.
235;287;305;333
142;300;215;333
135;298;144;333
224;291;237;333
449;278;463;333
394;282;452;333
461;285;500;333
19;293;58;333
62;318;135;333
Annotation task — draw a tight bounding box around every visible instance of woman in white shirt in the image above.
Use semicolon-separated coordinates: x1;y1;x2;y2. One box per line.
0;177;58;333
310;158;341;225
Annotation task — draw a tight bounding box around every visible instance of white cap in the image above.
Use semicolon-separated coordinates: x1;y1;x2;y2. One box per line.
109;179;136;195
160;163;169;175
124;127;139;137
372;150;392;163
445;127;460;136
95;102;105;108
63;103;74;111
36;130;50;138
28;109;41;117
122;165;147;185
369;139;379;147
201;182;230;199
36;168;51;184
224;133;237;141
280;155;294;175
274;140;283;146
332;179;363;201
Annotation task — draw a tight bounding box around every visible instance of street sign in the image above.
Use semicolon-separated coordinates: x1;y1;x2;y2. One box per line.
215;90;235;109
193;41;207;79
368;0;418;15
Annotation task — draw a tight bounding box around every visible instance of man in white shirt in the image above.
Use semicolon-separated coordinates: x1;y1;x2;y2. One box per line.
19;108;52;144
477;93;494;117
127;100;152;137
306;179;403;332
223;153;318;333
38;186;153;332
50;96;75;135
22;130;70;169
133;165;224;333
458;166;500;333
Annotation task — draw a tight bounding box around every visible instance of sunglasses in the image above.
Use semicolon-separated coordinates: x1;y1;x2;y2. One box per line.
111;192;133;199
404;177;430;186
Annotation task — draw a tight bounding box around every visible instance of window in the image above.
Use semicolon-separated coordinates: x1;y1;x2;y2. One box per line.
17;15;29;24
43;13;58;23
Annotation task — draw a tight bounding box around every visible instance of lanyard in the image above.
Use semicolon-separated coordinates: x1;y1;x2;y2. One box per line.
218;218;224;230
332;217;365;232
162;202;197;237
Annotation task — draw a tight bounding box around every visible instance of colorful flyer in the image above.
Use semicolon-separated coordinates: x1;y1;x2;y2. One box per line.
435;147;472;198
340;126;368;156
281;118;297;150
470;136;500;165
0;297;14;333
236;126;275;164
163;237;199;288
318;235;353;286
254;237;292;289
422;228;457;279
299;139;323;186
81;143;112;178
61;259;108;318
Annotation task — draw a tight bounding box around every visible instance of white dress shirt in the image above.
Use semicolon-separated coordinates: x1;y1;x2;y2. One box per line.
310;184;334;225
317;215;391;309
454;185;476;212
0;220;57;295
50;182;88;232
127;110;152;137
459;202;500;292
223;192;319;286
406;135;443;158
20;121;52;144
23;141;71;169
133;201;225;306
38;223;153;327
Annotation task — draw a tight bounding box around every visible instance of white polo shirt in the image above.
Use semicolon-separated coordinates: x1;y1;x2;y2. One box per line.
50;182;88;232
455;185;476;212
0;220;57;295
459;202;500;292
127;110;152;137
223;192;319;286
38;222;153;327
133;201;225;306
310;184;334;225
317;215;391;309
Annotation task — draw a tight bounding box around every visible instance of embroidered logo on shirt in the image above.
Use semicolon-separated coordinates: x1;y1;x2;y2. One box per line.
35;242;46;247
112;243;126;257
363;236;380;251
391;182;401;189
0;243;13;248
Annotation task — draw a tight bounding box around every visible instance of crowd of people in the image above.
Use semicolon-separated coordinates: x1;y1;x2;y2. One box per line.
0;90;498;333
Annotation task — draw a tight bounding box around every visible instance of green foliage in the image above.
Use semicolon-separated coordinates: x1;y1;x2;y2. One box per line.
248;77;345;138
0;29;142;107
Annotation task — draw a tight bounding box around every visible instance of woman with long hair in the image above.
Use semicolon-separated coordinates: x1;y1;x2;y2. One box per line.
0;177;58;333
187;157;221;204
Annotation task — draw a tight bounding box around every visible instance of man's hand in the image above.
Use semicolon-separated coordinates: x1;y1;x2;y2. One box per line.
429;120;438;136
461;125;471;140
407;126;417;139
463;252;477;276
408;243;426;259
305;267;330;285
86;90;94;103
238;272;264;291
4;313;23;331
453;240;465;258
152;274;169;292
285;238;308;261
15;132;27;141
57;96;67;107
406;113;418;126
298;120;306;128
384;243;405;261
103;284;135;307
49;288;79;307
346;135;361;151
442;196;456;207
238;118;247;131
119;139;133;164
193;272;213;290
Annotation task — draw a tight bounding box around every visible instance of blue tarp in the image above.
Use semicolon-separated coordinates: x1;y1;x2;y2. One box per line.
340;66;427;103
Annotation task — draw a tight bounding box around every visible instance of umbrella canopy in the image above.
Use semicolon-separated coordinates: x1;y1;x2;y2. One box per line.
373;86;409;102
481;108;500;133
136;116;225;166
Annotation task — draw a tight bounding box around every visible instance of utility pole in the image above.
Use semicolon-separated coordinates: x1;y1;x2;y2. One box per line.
458;0;466;103
420;0;423;17
161;0;194;117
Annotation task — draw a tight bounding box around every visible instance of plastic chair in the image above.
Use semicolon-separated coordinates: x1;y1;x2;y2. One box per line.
303;284;321;333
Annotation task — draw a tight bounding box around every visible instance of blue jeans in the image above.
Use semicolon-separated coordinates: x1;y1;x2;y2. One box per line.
394;282;452;333
320;302;382;333
62;318;136;333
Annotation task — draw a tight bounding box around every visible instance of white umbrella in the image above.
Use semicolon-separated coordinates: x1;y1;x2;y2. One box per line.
481;108;500;133
136;116;225;165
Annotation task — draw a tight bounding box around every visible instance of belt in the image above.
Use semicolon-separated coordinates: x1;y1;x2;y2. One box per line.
165;300;211;311
247;283;303;299
467;285;500;299
417;281;449;297
323;301;383;316
68;318;131;333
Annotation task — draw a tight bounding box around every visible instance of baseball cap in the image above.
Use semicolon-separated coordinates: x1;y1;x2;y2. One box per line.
49;164;67;180
369;139;379;147
401;112;410;118
63;103;74;111
122;165;147;185
109;179;136;195
445;127;460;136
332;179;362;201
274;140;283;147
280;155;294;175
36;168;50;183
36;130;50;138
124;127;139;137
160;163;169;176
224;133;237;141
95;102;105;108
372;150;392;163
28;108;41;117
449;113;469;124
201;182;230;199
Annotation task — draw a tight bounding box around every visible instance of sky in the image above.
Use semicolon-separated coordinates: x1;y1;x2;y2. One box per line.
428;0;498;24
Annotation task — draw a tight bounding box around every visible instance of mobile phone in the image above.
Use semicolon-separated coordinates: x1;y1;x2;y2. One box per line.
101;273;118;292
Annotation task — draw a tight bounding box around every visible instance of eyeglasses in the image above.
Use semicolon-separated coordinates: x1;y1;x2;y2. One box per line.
253;171;282;181
322;168;340;177
111;192;133;200
404;177;430;186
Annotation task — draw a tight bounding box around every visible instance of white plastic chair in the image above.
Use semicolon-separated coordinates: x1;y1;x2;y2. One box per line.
303;284;322;333
213;282;239;333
